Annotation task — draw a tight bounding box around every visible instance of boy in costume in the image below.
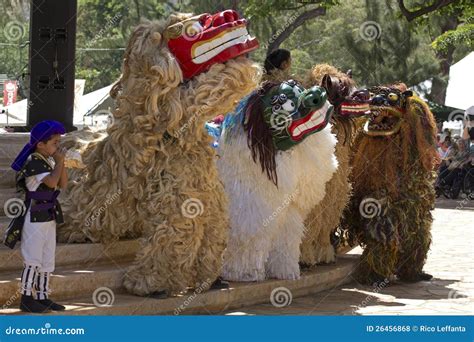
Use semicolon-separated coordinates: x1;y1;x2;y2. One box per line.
5;120;68;313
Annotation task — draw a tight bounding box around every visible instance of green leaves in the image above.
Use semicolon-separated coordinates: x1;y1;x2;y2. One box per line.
431;21;474;53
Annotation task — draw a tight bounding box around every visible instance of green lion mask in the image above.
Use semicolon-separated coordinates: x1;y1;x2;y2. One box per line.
260;80;333;151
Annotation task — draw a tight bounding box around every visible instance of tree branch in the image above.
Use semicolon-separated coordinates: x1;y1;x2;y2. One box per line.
398;0;459;22
267;6;326;54
277;0;324;11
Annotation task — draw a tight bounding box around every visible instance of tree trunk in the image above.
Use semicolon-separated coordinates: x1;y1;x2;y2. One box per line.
430;46;454;105
429;16;459;105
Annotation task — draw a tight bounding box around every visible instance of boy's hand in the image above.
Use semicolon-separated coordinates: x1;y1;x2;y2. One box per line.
53;147;67;163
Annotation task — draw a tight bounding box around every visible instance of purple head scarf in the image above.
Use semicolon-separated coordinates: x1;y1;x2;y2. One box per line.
11;120;66;171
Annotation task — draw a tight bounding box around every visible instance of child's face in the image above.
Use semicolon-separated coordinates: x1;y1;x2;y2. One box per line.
281;58;292;71
36;134;61;157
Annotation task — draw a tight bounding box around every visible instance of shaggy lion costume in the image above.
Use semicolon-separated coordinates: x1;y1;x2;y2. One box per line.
300;64;369;265
58;10;261;295
342;84;438;284
218;80;337;281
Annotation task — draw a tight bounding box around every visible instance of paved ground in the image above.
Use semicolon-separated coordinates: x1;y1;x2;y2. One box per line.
225;199;474;315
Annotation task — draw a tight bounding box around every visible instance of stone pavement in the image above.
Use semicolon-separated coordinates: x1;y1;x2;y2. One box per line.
224;199;474;315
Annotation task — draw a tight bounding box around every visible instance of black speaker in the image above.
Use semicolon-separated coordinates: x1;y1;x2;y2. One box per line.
27;0;77;132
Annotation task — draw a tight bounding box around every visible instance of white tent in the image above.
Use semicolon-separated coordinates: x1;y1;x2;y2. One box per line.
0;100;27;125
75;84;113;127
445;52;474;110
0;81;114;128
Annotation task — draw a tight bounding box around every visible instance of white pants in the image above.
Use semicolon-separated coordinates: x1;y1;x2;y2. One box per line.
21;209;56;273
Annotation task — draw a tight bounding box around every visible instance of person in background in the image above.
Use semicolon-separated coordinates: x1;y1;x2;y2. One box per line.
438;135;452;160
263;49;292;81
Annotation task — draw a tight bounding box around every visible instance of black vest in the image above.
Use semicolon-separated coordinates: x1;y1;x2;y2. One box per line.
17;153;64;223
4;153;64;249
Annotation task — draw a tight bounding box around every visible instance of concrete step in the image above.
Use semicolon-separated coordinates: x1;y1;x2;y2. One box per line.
0;156;16;168
0;255;359;315
0;188;21;217
0;133;29;146
0;239;140;272
0;215;10;237
0;133;29;167
0;166;15;188
0;260;134;307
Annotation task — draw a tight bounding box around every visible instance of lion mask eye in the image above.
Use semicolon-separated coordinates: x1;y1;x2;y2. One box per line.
388;93;398;103
164;22;183;39
270;95;279;105
277;94;288;104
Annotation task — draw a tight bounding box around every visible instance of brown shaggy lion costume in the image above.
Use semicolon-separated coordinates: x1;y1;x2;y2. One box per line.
300;64;368;265
342;83;438;284
58;11;261;296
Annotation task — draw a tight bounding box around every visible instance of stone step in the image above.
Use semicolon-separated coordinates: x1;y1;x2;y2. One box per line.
0;133;29;167
0;188;21;217
0;166;16;188
0;239;140;272
0;133;29;146
0;157;15;168
0;255;359;315
0;260;134;307
0;215;10;237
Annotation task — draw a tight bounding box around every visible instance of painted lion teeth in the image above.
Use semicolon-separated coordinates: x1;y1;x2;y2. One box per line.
192;27;250;64
291;102;329;137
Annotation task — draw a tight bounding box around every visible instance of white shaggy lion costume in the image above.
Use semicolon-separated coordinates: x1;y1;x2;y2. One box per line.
217;80;338;281
58;10;261;296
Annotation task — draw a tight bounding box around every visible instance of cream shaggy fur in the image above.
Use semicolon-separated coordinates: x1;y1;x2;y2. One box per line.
58;13;261;295
218;121;337;282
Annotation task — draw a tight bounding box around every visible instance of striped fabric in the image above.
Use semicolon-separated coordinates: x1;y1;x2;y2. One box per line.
35;272;50;300
20;265;38;296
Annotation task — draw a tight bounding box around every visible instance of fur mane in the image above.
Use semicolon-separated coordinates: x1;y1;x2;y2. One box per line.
244;82;279;186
